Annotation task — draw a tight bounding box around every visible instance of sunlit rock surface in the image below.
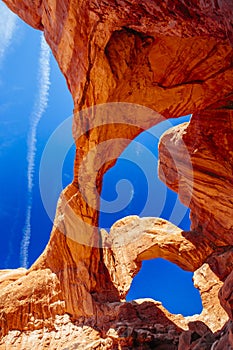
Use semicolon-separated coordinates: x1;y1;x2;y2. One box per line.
1;0;233;348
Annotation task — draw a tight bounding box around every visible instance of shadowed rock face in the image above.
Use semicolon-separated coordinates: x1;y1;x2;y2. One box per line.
159;110;233;247
1;0;233;349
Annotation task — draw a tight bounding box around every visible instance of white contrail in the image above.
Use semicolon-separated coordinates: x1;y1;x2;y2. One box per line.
0;2;17;268
0;2;17;65
20;33;50;268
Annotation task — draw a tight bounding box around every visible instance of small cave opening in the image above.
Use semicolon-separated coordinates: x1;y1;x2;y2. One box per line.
126;258;203;316
99;114;203;316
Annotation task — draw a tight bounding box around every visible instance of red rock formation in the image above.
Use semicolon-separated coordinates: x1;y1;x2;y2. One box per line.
105;216;214;298
159;109;233;347
1;0;233;348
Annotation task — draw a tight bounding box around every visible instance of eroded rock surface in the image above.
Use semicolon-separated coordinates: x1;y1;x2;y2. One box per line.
1;0;233;348
159;110;233;247
104;216;213;299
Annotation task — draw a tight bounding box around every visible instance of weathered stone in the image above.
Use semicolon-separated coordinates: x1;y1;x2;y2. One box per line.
1;0;233;348
105;216;213;298
188;264;228;332
159;110;233;247
219;270;233;320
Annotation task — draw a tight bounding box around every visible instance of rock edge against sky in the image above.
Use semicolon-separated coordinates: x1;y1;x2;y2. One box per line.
1;0;233;349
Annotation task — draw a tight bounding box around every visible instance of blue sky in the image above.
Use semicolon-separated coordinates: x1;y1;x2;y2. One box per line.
0;1;74;268
0;1;202;316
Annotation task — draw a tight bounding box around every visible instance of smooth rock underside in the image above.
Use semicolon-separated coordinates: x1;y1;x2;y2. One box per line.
1;0;233;349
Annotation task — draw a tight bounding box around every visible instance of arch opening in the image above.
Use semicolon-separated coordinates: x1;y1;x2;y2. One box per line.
1;2;201;318
99;114;204;316
126;258;203;317
99;115;191;231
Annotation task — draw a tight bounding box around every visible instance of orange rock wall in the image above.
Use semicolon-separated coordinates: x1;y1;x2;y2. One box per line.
1;0;233;349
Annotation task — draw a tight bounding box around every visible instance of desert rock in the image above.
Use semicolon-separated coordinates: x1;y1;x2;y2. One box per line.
1;0;233;348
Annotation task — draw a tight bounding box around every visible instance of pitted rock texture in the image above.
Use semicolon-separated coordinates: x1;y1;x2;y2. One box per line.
103;216;214;299
159;110;233;247
1;0;233;348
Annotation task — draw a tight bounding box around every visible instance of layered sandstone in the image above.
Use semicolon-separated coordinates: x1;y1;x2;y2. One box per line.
1;0;233;349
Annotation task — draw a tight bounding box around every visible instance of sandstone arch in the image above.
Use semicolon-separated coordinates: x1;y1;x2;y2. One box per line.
1;0;233;348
